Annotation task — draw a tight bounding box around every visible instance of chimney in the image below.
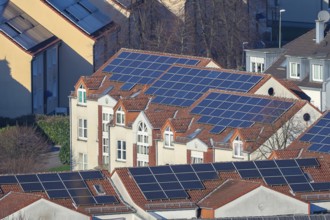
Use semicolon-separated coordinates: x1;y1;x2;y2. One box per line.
0;0;8;23
316;20;325;44
316;9;330;44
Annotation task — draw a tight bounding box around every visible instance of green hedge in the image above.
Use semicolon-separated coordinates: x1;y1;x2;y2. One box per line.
36;115;70;165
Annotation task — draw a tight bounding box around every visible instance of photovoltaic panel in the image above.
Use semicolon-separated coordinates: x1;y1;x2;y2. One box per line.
300;112;330;154
94;195;118;204
16;174;39;183
181;181;204;190
138;183;162;192
144;191;167;200
311;182;330;191
120;82;136;91
21;182;44;192
59;172;82;181
289;183;313;192
196;171;219;181
0;175;18;184
275;159;298;168
104;51;201;90
150;166;173;174
191;92;294;134
263;176;287;186
42;181;65;190
155;174;177;182
63;180;87;189
258;168;282;177
254;160;277;169
38;173;60;182
68;188;92;197
164;189;189;199
238;169;261;179
145;66;264;107
47;189;70;199
129;167;151;176
212;162;235;171
192;163;215;172
234;161;257;170
171;164;194;173
79;170;103;180
72;196;96;205
133;175;157;184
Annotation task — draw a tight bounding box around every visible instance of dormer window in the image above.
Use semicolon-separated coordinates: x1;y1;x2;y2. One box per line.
250;57;265;73
233;136;243;158
77;84;86;105
312;64;323;82
164;127;174;148
116;106;125;125
289;62;300;79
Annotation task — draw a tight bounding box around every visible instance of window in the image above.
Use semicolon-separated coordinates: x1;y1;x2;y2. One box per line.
117;140;126;161
78;153;88;170
102;113;112;132
233;136;243;158
164;127;174;148
312;64;323;81
191;157;203;164
116;106;125;125
250;57;265;73
77;84;86;105
102;138;109;165
137;122;149;155
137;160;149;167
78;119;88;139
289;62;300;78
191;151;203;164
93;184;105;195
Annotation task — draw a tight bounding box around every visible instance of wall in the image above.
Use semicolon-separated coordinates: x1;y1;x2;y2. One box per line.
71;97;99;170
254;77;299;99
11;0;95;107
94;213;142;220
8;199;89;220
301;87;322;111
0;34;32;118
214;148;249;162
153;209;197;219
110;125;134;171
214;186;308;217
156;141;187;165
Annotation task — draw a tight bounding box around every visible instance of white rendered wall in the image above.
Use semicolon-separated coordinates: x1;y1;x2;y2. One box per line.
301;88;322;111
255;77;299;99
214;186;308;217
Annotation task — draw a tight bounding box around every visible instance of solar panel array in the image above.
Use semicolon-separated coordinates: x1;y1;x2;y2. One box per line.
0;171;118;206
191;92;295;134
300;112;330;154
129;158;326;200
45;0;112;35
145;66;263;107
0;2;54;50
103;51;200;90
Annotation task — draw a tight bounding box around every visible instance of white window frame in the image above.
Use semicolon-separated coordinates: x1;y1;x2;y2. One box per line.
78;153;88;170
250;57;265;73
102;113;112;132
233;136;243;158
312;64;323;82
137;122;149;155
78;119;88;140
191;151;203;164
164;127;174;148
77;84;86;105
289;62;301;78
137;160;149;167
117;140;126;161
116;106;125;125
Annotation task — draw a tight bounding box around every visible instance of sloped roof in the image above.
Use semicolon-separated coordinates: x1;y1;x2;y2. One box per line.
0;2;59;54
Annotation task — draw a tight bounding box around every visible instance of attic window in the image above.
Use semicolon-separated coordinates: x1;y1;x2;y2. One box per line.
116;106;125;125
233;136;243;158
303;113;311;122
268;87;275;96
93;184;105;195
77;84;86;105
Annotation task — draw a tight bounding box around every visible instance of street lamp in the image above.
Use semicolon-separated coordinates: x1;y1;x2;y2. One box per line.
241;42;248;70
279;9;286;48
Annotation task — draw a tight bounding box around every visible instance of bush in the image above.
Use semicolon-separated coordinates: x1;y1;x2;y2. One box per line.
37;115;70;165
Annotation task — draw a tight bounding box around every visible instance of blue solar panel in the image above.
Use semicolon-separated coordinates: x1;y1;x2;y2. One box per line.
63;180;86;189
95;195;118;204
289;183;313;192
238;169;261;179
47;189;70;199
311;182;330;191
196;171;219;181
191;92;294;134
120;82;135;91
213;162;235;171
42;181;65;190
176;173;199;181
258;168;282;177
138;183;162;191
300;112;330;154
129;167;151;176
255;160;277;169
68;188;92;197
16;174;39;183
160;182;183;190
131;175;157;184
171;165;194;173
165;190;189;199
21;182;43;192
59;172;82;181
72;196;96;206
38;173;60;182
104;51;201;90
155;174;177;182
285;175;308;184
192;163;215;172
280;167;303;176
79;170;103;180
0;175;18;184
145;66;264;107
144;191;167;200
181;181;204;190
263;176;287;185
234;161;257;170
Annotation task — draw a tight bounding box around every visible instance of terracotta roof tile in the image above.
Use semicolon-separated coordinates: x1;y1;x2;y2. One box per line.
0;192;42;218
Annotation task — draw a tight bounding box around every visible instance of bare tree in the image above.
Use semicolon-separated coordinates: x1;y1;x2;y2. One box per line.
0;126;50;174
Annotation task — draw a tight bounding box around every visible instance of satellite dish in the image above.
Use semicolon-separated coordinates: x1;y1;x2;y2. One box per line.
318;10;330;22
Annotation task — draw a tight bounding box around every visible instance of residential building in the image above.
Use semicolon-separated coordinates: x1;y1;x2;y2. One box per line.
70;48;320;172
0;1;60;118
70;48;220;171
10;0;120;109
246;11;330;111
111;157;330;218
0;170;137;219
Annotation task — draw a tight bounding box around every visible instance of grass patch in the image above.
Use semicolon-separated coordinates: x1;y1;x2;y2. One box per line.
48;165;70;172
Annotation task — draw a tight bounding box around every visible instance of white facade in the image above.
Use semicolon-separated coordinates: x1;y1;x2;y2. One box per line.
213;186;309;217
4;199;89;220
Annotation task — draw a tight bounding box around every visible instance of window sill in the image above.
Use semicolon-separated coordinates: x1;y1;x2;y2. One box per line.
116;159;126;163
163;146;174;150
232;155;244;160
77;103;87;107
77;138;88;142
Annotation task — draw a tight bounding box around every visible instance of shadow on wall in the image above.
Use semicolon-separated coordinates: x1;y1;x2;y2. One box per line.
0;59;31;118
